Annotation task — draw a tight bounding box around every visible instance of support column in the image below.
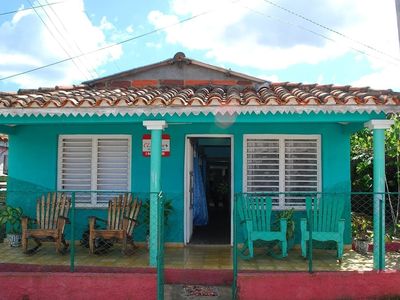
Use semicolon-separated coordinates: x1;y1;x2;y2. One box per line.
143;120;167;267
365;119;394;270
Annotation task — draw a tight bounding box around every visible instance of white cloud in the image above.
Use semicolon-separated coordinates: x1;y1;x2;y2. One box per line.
146;42;163;49
0;0;123;88
126;25;134;33
99;16;115;31
352;66;400;90
148;0;400;89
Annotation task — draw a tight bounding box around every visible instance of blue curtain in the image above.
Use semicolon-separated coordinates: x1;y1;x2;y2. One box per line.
193;144;208;226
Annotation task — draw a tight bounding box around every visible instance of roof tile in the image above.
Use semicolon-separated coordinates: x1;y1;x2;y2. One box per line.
0;83;398;115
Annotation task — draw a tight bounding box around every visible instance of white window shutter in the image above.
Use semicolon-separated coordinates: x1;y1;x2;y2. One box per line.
58;135;131;207
59;137;93;205
245;138;280;194
284;138;319;208
244;135;320;209
96;138;130;204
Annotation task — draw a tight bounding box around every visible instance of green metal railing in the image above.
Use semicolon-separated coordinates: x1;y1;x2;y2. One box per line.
1;189;167;299
58;190;154;273
1;189;399;300
232;192;400;298
65;190;166;299
70;191;76;272
157;192;165;300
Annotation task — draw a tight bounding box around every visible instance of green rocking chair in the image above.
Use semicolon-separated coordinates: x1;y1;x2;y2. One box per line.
300;196;345;259
237;194;287;259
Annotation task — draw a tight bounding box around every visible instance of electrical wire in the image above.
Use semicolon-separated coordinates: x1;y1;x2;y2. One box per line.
2;0;399;82
0;6;214;81
243;5;400;67
261;0;400;63
40;0;99;78
26;0;92;80
0;1;64;17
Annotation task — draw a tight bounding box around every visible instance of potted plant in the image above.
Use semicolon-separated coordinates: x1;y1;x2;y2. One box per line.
275;208;295;250
351;212;372;254
0;205;23;247
142;199;173;249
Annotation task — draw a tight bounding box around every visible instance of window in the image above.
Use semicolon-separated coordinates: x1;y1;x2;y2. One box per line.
243;135;321;209
58;135;131;207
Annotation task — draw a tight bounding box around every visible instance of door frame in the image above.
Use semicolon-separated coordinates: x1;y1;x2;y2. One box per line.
183;134;234;245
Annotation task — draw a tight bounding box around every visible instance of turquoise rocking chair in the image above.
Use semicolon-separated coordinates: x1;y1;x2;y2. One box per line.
300;196;345;259
237;194;287;259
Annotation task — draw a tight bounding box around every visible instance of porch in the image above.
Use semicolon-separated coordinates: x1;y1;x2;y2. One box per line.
1;242;399;273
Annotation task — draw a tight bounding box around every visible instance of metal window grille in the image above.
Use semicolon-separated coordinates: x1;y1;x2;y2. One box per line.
244;135;321;209
58;135;131;207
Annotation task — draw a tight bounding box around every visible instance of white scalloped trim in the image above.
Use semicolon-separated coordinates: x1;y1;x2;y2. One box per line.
0;105;398;117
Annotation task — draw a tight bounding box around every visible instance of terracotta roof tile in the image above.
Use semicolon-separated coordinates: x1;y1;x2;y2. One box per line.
0;83;398;116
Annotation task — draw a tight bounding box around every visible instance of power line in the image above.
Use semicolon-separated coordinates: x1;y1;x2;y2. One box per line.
31;0;94;79
0;1;64;17
40;0;99;78
4;0;396;82
26;0;92;80
261;0;400;64
242;5;400;67
0;7;213;82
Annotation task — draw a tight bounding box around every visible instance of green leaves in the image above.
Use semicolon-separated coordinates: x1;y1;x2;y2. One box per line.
0;205;23;234
351;113;400;193
274;208;295;241
141;199;174;234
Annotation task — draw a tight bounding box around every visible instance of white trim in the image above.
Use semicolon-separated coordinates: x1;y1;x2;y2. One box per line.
57;134;132;208
184;134;234;246
364;119;394;130
0;105;399;118
278;138;285;208
243;134;321;210
183;136;194;245
91;138;97;206
143;120;168;130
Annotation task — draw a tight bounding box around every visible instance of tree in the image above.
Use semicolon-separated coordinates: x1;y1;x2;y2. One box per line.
351;113;400;238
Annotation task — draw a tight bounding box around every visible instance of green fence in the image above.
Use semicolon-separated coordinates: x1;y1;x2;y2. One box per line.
157;192;165;300
1;190;399;300
0;190;5;242
0;189;168;299
232;192;400;299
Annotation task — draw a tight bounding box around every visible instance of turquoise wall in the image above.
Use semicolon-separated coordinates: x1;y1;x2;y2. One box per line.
7;119;353;243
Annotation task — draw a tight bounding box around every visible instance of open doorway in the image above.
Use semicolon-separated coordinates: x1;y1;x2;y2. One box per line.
185;136;232;245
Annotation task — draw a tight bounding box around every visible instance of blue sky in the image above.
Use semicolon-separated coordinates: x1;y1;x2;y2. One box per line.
0;0;399;91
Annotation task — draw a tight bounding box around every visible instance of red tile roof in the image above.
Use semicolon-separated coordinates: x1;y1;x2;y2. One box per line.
0;83;398;116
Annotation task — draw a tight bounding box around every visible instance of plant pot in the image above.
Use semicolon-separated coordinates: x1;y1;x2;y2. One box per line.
354;239;369;255
385;241;400;252
7;233;21;247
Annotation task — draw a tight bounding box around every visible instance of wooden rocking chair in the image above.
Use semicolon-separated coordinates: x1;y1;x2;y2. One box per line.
88;193;141;255
21;193;71;254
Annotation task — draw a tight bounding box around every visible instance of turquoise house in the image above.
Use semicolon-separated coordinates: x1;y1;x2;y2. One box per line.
0;52;398;266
